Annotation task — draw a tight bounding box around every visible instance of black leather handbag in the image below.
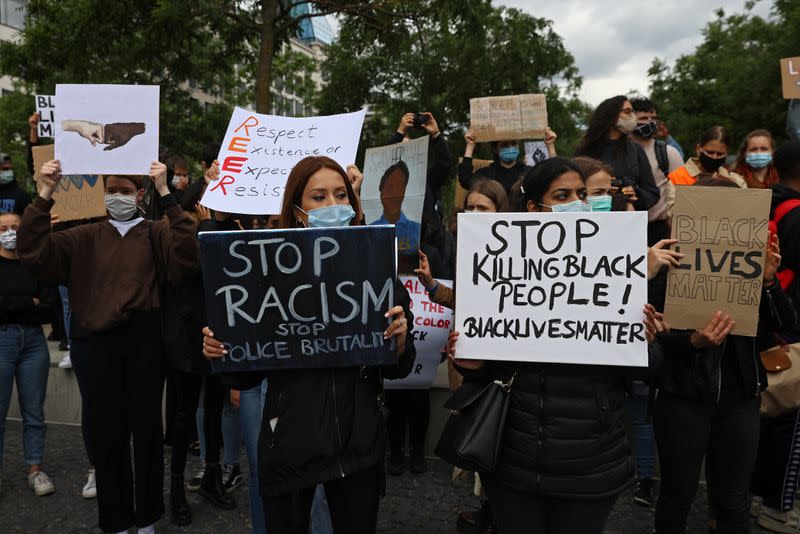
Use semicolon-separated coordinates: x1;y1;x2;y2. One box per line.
434;373;516;473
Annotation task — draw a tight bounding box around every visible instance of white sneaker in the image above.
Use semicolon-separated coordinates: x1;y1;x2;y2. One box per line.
81;469;96;499
27;470;55;496
58;353;72;369
758;504;800;533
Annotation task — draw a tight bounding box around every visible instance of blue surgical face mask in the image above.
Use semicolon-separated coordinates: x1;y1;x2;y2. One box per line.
587;195;612;212
745;152;772;169
498;146;519;163
540;199;592;213
297;204;356;228
0;170;14;185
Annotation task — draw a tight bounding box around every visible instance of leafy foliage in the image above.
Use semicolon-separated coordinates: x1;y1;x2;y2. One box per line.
648;0;800;151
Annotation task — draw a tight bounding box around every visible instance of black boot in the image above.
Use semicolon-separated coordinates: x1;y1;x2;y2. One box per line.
198;463;237;509
170;473;192;526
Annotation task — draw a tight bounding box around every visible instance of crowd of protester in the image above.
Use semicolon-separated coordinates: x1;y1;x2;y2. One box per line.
0;95;799;534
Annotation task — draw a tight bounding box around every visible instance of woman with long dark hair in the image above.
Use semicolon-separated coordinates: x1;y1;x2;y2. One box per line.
446;157;664;534
575;96;660;212
201;156;416;534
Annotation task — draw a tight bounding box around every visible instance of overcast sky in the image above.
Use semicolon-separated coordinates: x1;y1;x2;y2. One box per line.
328;0;773;106
499;0;773;105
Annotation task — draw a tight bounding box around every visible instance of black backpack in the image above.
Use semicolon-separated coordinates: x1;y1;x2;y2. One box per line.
654;139;669;177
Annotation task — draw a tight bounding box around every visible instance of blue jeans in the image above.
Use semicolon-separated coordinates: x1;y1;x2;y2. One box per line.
58;285;71;345
311;484;333;534
240;380;268;533
0;324;50;467
195;378;240;464
627;385;656;480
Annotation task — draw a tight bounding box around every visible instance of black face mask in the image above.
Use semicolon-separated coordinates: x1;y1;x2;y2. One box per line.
633;121;658;139
699;151;726;172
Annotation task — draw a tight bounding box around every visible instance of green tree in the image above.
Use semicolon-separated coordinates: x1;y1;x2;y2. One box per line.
648;0;800;151
316;0;587;159
0;0;336;176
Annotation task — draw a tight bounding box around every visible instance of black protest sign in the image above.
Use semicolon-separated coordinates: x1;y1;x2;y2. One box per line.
665;186;772;336
199;226;397;372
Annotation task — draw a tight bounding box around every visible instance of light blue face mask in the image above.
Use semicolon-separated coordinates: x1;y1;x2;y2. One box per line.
745;152;772;169
297;204;356;228
0;170;14;185
587;195;612;212
498;146;519;163
540;199;592;213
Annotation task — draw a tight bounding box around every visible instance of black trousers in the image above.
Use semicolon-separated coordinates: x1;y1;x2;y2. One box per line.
70;337;94;466
262;464;381;534
654;393;760;534
385;389;430;457
88;312;165;532
751;409;800;511
169;369;202;476
203;373;225;465
481;478;617;534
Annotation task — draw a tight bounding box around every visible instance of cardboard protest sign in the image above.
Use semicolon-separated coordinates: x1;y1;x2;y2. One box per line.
524;141;549;166
54;84;159;175
200;106;366;215
361;136;428;273
199;225;398;372
35;95;56;138
469;94;547;143
454;158;493;209
664;186;771;337
385;276;453;389
455;212;649;366
32;144;105;222
781;57;800;99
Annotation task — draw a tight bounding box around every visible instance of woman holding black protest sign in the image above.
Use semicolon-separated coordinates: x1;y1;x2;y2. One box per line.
445;157;665;534
202;155;416;534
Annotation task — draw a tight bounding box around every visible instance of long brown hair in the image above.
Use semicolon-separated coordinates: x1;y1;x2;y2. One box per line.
464;179;509;212
732;129;779;188
277;156;362;229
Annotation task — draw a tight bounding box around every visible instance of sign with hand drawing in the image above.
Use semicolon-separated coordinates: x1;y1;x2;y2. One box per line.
55;84;159;175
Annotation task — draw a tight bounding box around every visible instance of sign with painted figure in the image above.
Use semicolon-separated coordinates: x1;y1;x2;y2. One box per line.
361;136;429;274
524;141;549;166
385;276;453;389
469;94;548;143
199;225;398;373
200;106;367;215
781;57;800;99
664;186;772;337
32;144;105;222
455;212;649;366
54;84;159;175
35;95;56;138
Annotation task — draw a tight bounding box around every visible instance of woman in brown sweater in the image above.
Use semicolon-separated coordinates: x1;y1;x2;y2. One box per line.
17;159;198;534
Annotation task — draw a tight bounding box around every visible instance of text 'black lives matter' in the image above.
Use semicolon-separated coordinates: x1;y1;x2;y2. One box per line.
199;225;397;373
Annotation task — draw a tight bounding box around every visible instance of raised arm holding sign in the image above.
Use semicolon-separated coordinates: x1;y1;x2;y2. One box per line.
200;106;366;215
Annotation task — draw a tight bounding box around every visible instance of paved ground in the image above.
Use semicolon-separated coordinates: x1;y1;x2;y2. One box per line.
0;420;773;533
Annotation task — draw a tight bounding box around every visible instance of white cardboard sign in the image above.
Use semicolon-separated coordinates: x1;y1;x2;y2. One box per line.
200;106;366;215
455;212;649;367
54;84;159;175
35;95;56;138
385;276;453;389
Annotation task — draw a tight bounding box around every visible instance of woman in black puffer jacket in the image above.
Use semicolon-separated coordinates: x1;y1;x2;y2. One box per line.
448;158;664;534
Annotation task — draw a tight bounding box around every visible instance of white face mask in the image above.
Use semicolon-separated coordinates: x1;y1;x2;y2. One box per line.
104;193;138;221
616;115;637;135
0;229;16;251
